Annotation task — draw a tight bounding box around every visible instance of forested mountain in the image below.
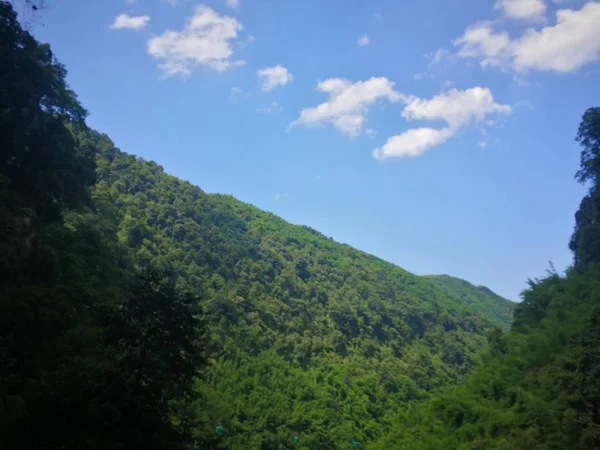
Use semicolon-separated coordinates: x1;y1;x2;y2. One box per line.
424;275;513;329
89;127;512;448
0;3;515;448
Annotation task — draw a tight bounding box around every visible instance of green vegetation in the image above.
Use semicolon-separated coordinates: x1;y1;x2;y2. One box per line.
5;2;600;449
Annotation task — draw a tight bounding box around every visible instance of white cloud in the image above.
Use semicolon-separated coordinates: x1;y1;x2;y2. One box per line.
163;0;179;6
374;87;511;159
125;0;137;5
494;0;547;21
274;192;288;201
257;101;282;114
147;6;245;77
290;77;403;137
414;72;426;80
365;128;377;138
373;127;454;159
257;65;293;91
226;0;240;10
357;34;370;47
453;22;511;68
402;87;511;128
454;2;600;73
110;14;150;30
479;140;489;148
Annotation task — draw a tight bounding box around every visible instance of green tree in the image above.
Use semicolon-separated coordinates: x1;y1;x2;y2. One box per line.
570;108;600;267
0;1;90;220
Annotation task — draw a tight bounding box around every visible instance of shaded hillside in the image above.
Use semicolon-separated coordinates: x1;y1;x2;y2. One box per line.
90;129;511;448
424;275;514;329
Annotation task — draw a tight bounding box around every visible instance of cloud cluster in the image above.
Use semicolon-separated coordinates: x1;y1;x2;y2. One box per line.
373;87;511;159
257;65;293;91
117;0;596;162
110;14;150;31
147;6;245;76
290;77;403;136
454;2;600;73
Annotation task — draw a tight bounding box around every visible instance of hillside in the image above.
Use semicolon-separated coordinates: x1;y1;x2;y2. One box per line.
89;129;511;448
424;275;514;329
372;267;600;450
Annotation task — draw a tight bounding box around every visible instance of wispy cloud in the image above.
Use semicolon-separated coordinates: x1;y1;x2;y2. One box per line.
229;86;250;102
357;34;370;47
365;128;377;138
257;101;282;114
110;14;150;31
226;0;240;10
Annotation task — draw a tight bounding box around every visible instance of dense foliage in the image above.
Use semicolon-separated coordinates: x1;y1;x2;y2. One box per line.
370;108;600;450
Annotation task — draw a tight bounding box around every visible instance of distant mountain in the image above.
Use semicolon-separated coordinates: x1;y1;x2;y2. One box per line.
424;275;514;329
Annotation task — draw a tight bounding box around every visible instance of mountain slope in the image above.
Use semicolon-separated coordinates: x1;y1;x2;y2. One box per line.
424;275;514;329
88;129;512;448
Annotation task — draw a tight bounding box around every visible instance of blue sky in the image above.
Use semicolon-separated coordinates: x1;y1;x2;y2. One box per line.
25;0;600;300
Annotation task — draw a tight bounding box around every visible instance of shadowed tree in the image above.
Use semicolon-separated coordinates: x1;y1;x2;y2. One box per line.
570;108;600;267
